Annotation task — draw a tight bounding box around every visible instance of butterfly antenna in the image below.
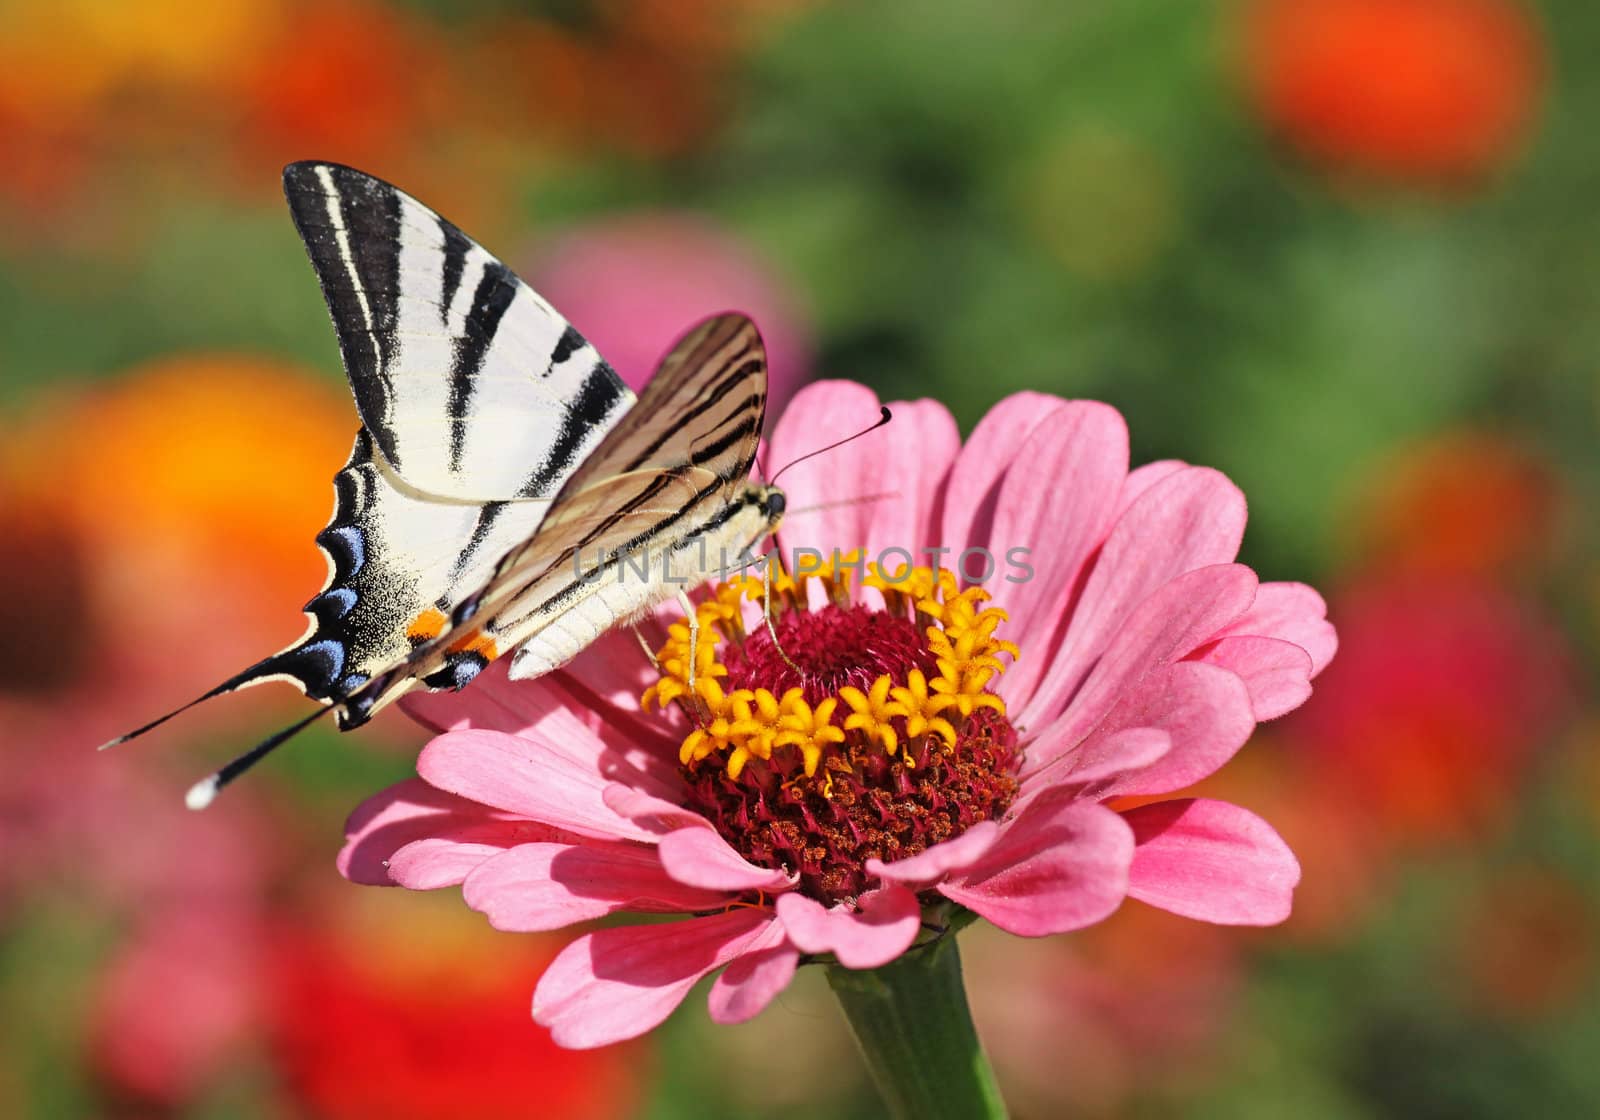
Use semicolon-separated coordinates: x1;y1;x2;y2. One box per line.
784;490;901;517
769;406;892;486
183;702;338;810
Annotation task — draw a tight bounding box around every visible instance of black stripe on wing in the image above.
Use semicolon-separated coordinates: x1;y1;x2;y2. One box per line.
519;363;629;497
445;262;518;471
283;162;405;460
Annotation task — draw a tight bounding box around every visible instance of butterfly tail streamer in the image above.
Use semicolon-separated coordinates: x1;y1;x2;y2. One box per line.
95;648;324;752
184;702;340;810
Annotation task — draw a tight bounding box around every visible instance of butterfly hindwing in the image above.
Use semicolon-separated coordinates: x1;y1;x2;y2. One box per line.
283;428;557;705
336;313;771;709
282;161;633;501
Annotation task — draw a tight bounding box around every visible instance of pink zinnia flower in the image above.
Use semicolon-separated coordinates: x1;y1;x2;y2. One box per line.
341;382;1335;1049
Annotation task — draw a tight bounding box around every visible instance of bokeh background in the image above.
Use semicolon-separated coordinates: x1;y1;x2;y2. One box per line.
2;1;1596;1116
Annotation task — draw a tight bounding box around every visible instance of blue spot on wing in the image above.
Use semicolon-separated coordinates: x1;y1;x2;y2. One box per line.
307;587;358;624
316;525;367;579
274;638;347;699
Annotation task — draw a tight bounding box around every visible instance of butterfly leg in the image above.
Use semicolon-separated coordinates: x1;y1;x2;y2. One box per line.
761;552;801;674
677;589;700;694
631;625;660;670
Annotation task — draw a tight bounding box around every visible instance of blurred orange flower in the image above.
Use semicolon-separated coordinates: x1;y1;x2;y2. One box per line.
1349;431;1561;581
0;0;287;215
230;0;444;177
6;355;353;691
1241;0;1545;185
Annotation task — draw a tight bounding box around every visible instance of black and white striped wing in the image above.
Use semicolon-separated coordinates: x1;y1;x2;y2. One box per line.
341;313;769;713
283;161;632;501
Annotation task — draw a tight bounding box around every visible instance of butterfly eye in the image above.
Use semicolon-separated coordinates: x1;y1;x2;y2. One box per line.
764;490;786;518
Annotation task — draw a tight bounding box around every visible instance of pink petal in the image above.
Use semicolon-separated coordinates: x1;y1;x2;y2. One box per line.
337;778;512;886
1113;459;1188;520
462;841;729;931
1122;798;1300;926
405;659;681;796
1193;636;1314;721
601;783;707;833
559;626;669;717
1026;564;1258;768
385;819;553;890
1215;581;1338;677
938;392;1073;555
1090;661;1257;798
775;887;922;969
707;927;800;1024
941;794;1133;937
1018;468;1248;729
864;821;1000;885
986;403;1129;713
657;826;795;892
601;786;796;892
1019;727;1171;799
769;381;885;558
533;909;777;1048
417;727;653;843
401;658;570;737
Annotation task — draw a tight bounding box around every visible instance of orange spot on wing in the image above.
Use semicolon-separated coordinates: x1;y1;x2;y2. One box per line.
406;607;447;644
448;631;499;660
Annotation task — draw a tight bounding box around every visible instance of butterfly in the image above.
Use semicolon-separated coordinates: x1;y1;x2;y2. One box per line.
108;162;786;807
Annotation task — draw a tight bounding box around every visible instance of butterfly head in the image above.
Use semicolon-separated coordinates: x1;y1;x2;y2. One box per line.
732;480;784;544
743;484;787;535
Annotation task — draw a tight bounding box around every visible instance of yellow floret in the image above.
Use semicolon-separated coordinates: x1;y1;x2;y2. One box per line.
838;675;909;756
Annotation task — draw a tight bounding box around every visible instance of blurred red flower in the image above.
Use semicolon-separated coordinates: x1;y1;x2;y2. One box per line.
269;900;643;1120
1241;0;1545;184
1288;576;1571;845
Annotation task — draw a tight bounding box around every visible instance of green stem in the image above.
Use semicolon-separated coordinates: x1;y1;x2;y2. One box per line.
826;934;1009;1120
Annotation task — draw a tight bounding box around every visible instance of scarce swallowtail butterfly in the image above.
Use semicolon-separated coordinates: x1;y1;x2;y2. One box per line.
107;162;786;807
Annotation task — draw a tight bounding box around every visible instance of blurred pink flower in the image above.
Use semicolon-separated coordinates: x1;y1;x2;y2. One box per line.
91;905;265;1106
967;906;1243;1114
341;382;1333;1048
529;214;811;414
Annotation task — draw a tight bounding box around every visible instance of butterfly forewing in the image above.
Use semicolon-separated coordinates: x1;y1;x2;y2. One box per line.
283;161;632;502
